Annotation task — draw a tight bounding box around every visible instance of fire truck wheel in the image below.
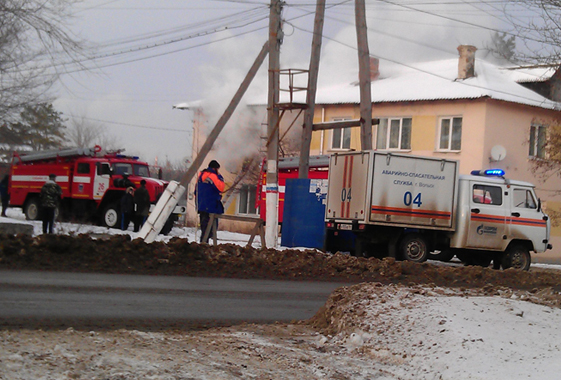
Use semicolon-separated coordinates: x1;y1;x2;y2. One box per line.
502;244;531;271
399;234;428;263
101;203;120;228
24;198;41;221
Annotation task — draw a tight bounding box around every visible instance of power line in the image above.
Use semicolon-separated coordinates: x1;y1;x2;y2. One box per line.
374;0;554;46
291;23;557;107
71;116;190;133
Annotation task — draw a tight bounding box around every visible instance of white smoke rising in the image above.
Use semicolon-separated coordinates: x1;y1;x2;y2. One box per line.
193;0;505;169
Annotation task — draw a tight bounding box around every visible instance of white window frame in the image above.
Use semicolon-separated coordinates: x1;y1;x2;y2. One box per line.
375;117;412;151
237;184;257;215
437;116;462;152
529;124;547;159
330;117;352;150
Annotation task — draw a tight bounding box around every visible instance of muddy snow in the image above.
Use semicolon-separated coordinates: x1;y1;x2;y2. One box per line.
1;283;561;379
1;210;561;379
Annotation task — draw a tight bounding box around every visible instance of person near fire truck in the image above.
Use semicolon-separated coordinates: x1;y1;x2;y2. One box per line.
195;160;225;243
120;186;135;231
133;179;150;232
40;174;62;234
0;175;9;217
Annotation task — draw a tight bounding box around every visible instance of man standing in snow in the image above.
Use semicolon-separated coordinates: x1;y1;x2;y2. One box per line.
121;186;135;231
0;175;9;217
40;174;62;234
133;180;150;232
196;160;225;243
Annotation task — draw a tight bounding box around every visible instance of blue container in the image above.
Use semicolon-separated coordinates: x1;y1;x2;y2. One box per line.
281;178;327;249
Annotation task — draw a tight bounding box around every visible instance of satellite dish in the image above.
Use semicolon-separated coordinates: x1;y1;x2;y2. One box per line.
490;145;507;162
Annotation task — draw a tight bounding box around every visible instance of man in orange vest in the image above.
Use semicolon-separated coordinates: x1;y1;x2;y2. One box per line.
196;160;225;243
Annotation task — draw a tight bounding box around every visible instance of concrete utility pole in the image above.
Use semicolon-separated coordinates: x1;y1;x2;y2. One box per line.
138;42;270;243
265;0;283;248
355;0;373;150
299;0;326;179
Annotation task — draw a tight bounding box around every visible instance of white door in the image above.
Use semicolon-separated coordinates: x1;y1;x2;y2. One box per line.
509;187;548;251
93;162;111;200
466;182;507;250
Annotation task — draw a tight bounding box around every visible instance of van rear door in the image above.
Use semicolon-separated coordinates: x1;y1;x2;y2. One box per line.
325;152;370;221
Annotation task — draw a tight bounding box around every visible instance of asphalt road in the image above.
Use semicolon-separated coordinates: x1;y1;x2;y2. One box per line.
0;270;350;330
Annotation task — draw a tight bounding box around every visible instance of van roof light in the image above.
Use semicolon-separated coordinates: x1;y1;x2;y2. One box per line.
470;169;505;177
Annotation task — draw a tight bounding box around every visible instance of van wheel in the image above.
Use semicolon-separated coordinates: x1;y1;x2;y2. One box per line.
428;250;455;262
502;245;531;271
353;237;369;257
24;198;41;220
102;203;120;228
400;234;428;262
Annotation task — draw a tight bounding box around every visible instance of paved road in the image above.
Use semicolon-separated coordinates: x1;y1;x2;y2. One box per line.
0;270;350;330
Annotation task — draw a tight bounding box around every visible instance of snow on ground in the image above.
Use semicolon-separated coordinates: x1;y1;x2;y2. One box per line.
1;209;561;379
1;284;561;379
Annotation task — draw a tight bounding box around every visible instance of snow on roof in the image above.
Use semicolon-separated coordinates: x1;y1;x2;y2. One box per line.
281;58;561;110
502;66;557;83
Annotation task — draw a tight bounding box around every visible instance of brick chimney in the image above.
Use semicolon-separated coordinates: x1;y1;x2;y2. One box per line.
370;57;380;80
457;45;477;79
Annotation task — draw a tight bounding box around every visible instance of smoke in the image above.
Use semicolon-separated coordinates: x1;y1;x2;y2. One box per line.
193;1;505;170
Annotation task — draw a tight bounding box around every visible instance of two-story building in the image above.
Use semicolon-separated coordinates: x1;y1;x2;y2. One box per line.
178;45;561;261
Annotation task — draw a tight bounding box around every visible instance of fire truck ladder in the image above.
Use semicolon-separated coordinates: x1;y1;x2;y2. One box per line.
15;147;96;163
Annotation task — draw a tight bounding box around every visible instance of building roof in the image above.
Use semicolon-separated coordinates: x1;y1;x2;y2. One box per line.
504;66;557;83
176;58;561;112
283;58;561;110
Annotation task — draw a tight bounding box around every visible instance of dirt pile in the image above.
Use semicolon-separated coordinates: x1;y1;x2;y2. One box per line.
309;282;561;337
1;233;561;294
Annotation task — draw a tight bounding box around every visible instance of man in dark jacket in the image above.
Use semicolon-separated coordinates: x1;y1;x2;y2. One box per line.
133;179;150;232
40;174;62;234
121;187;135;230
196;160;225;243
0;175;9;217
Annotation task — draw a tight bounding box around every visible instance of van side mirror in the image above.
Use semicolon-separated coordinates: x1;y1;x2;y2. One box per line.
537;198;542;212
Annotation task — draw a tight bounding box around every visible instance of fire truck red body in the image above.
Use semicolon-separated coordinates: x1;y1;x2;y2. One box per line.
256;155;329;223
8;147;182;232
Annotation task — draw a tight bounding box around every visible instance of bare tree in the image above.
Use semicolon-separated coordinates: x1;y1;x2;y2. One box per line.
65;113;123;151
66;114;106;148
504;1;561;64
0;0;84;122
483;32;518;64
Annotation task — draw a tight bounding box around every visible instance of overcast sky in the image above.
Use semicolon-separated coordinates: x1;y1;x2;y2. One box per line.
51;0;535;166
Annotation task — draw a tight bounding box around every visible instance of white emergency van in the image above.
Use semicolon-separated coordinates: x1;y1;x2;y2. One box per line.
325;151;551;270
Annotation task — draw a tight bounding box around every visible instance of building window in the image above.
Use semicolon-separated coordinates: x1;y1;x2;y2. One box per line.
331;118;351;150
238;184;257;215
376;117;411;150
438;117;462;151
529;124;546;159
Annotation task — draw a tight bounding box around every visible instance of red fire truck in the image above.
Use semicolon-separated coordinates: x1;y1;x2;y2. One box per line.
256;155;329;223
8;146;184;233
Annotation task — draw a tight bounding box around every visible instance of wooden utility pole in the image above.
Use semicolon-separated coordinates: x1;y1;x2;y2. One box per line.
177;41;269;191
355;0;373;150
265;0;283;248
299;0;326;178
